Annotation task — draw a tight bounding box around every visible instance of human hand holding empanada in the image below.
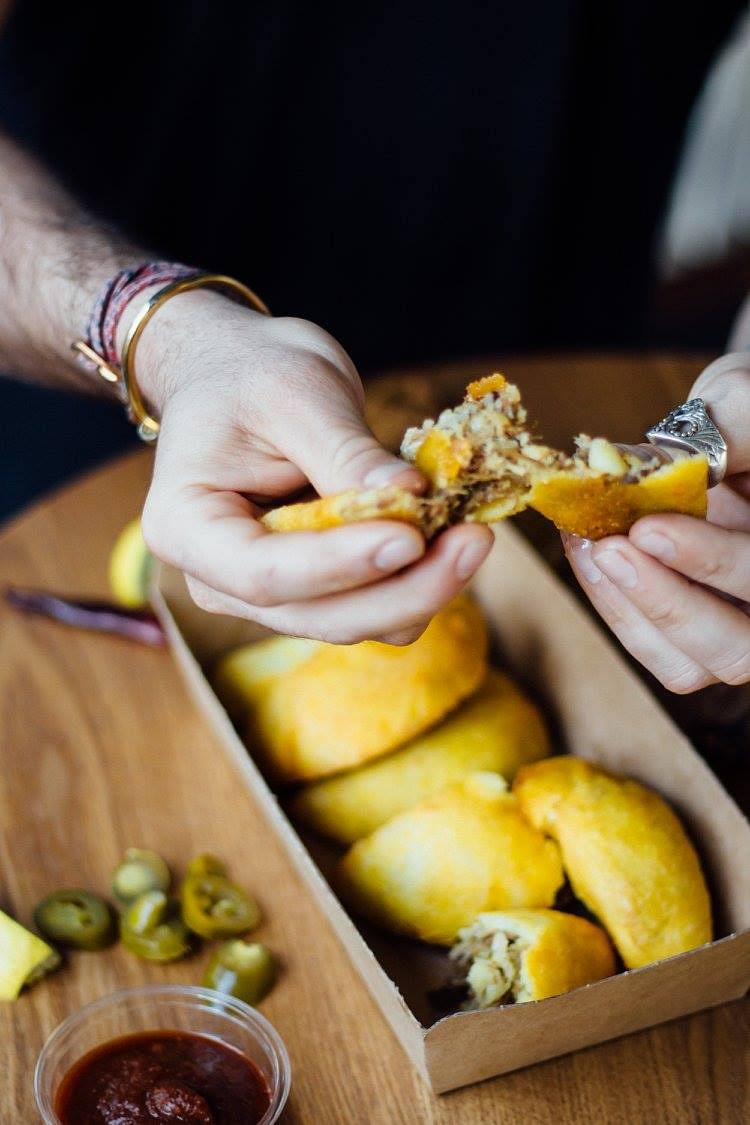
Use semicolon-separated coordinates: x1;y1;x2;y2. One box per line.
564;355;750;692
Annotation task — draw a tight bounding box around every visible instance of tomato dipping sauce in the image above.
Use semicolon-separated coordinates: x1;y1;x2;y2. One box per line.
54;1030;271;1124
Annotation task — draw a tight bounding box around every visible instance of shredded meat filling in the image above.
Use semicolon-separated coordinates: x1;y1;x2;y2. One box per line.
450;921;531;1010
402;382;570;530
401;378;670;536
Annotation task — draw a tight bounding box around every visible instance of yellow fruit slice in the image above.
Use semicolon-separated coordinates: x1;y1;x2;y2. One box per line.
0;908;61;999
108;518;153;608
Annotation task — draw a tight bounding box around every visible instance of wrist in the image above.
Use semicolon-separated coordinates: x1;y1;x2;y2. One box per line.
129;289;268;416
57;239;148;385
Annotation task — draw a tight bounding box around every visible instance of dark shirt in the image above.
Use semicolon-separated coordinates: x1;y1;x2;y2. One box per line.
0;0;743;515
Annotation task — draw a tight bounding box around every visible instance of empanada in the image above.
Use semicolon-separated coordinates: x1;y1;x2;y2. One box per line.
261;374;707;540
513;756;712;968
212;636;322;722
291;669;549;844
450;908;617;1007
213;596;487;782
338;772;564;945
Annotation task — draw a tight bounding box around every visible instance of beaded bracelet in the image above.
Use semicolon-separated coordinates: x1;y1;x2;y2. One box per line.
86;261;196;367
73;263;270;442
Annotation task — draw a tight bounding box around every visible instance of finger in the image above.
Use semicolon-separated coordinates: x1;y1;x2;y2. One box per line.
143;487;426;607
706;481;750;532
182;523;493;644
375;626;427;646
289;412;425;496
184;575;260;618
248;523;494;643
589;536;750;686
690;355;750;476
563;533;713;693
630;515;750;601
265;356;426;496
729;292;750;350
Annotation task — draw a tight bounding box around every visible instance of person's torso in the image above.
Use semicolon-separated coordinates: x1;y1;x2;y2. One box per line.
0;1;742;367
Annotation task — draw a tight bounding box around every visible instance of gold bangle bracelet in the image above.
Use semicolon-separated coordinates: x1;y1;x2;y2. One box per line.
120;273;271;442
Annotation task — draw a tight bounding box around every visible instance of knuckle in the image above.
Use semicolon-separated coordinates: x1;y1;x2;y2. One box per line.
380;624;426;646
274;318;354;372
327;626;368;644
692;360;750;400
660;665;711;695
716;651;750;686
645;596;686;631
140;500;172;561
273;315;320;339
331;429;380;477
314;622;374;644
693;552;732;588
141;498;196;573
239;563;281;608
185;579;222;615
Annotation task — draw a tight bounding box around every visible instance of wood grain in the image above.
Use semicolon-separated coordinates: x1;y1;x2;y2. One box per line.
0;354;747;1124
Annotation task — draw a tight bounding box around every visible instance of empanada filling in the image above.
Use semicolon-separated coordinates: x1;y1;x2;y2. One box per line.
401;376;669;534
450;921;532;1009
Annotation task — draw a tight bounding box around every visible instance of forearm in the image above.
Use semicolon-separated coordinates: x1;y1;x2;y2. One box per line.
0;130;147;390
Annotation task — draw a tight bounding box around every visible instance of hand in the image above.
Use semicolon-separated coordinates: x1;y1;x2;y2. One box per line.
137;292;493;644
563;353;750;692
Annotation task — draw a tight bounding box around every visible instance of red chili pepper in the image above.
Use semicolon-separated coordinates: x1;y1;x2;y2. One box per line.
5;587;166;647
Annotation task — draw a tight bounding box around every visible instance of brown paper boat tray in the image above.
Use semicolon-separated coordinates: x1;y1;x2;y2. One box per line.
154;522;750;1093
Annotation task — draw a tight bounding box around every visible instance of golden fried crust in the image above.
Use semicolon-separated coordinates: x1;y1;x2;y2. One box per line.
212;636;323;722
291;669;550;844
527;456;708;540
339;773;564;945
518;910;616;999
260;486;424;532
242;595;488;783
466;909;617;1002
513;757;712;968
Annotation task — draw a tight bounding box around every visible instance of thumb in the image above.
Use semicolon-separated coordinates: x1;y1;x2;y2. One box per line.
691;353;750;477
277;380;425;497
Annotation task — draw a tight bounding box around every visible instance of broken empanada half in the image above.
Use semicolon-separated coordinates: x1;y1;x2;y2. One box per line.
450;908;617;1007
261;374;708;540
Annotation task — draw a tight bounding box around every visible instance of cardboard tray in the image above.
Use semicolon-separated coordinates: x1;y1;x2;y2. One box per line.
154;522;750;1093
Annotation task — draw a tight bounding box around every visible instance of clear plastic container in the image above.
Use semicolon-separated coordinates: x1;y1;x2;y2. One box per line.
34;984;291;1124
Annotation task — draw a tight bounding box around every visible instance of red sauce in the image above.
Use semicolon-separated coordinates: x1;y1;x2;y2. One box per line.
53;1031;271;1124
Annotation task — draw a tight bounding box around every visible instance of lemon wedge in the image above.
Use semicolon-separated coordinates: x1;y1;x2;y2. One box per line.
0;908;61;999
108;517;153;609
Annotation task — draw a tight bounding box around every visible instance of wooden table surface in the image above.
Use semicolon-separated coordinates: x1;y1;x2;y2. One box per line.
1;353;747;1124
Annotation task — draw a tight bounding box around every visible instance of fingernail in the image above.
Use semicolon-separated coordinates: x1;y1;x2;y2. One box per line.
595;548;638;590
632;530;676;562
564;535;602;584
374;536;423;572
455;538;492;580
363;461;413;488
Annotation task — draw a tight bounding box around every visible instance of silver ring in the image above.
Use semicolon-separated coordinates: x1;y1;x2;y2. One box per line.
645;398;727;487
